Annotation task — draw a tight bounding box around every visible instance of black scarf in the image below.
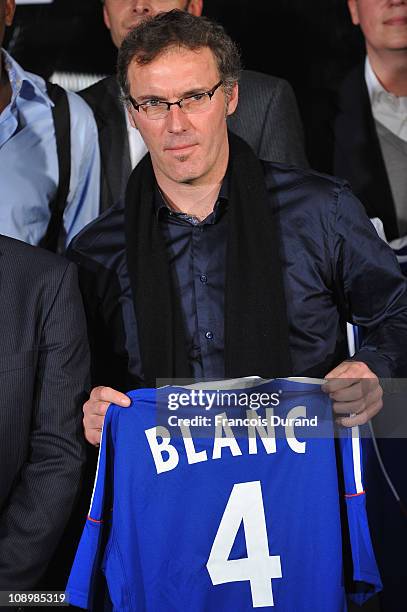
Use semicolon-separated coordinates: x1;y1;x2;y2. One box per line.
124;132;292;386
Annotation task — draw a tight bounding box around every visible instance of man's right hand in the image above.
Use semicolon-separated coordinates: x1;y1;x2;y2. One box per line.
83;386;131;446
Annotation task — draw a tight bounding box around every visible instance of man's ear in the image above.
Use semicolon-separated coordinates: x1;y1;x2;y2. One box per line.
226;82;239;117
347;0;360;26
127;107;138;130
186;0;203;17
5;0;16;27
103;4;112;31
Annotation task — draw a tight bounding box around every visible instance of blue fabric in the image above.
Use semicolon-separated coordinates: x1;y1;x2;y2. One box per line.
339;430;383;603
67;379;382;611
69;162;407;387
0;49;100;247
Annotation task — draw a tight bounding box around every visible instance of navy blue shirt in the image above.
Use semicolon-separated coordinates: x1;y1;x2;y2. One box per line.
69;162;407;389
156;183;228;380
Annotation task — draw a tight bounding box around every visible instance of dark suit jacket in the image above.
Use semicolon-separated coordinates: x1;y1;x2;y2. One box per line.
0;235;89;590
303;64;399;240
80;71;308;213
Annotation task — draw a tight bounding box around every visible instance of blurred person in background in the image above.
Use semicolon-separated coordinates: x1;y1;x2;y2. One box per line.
0;0;100;251
302;2;407;609
79;0;308;212
304;0;407;242
0;233;89;592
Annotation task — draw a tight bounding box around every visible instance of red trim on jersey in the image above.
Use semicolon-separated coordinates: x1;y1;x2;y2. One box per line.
344;491;366;498
87;515;103;524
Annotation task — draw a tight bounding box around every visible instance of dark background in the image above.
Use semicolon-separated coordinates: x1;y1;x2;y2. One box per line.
5;0;366;95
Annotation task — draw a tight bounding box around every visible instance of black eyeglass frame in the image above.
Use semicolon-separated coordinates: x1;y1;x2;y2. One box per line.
128;80;224;116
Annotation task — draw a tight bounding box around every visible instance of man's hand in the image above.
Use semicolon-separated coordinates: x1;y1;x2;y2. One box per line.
324;361;383;427
83;386;130;446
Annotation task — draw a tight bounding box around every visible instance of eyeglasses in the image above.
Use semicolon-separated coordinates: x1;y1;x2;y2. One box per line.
128;80;223;120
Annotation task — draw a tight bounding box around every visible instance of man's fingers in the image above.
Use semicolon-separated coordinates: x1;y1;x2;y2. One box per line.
324;378;361;395
83;399;109;417
336;397;383;428
85;429;102;446
328;379;378;403
332;384;382;416
83;386;130;447
325;361;353;380
83;387;130;417
324;361;379;397
325;360;377;380
90;385;130;406
83;408;105;446
84;414;106;431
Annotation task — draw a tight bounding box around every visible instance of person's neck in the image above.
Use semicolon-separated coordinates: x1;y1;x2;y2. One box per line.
0;53;12;114
158;181;224;221
368;47;407;97
155;158;228;222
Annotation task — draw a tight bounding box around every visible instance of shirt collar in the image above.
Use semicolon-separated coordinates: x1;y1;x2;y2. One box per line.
1;48;52;108
155;172;229;223
364;55;407;141
365;55;407;110
365;55;382;104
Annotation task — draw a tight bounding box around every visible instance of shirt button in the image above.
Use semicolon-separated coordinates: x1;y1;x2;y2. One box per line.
200;274;208;284
205;331;214;340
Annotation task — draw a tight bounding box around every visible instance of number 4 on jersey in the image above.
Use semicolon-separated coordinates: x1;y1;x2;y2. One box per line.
206;481;282;608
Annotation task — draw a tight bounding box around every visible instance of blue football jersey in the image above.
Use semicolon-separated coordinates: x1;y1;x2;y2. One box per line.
67;378;381;611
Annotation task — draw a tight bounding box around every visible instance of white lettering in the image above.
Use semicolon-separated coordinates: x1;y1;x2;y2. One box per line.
145;426;179;474
285;406;306;454
213;413;242;459
180;424;208;465
247;408;276;455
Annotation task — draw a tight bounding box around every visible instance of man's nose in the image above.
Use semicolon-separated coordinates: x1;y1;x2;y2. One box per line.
132;0;152;15
166;105;192;133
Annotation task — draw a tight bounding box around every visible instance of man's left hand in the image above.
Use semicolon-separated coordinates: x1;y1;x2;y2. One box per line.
324;361;383;427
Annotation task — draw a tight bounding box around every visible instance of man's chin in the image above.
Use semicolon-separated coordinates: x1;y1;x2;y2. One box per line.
171;171;201;185
175;170;200;184
153;155;204;185
168;159;202;184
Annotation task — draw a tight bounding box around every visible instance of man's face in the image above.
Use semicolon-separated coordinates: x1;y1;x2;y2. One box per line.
348;0;407;55
0;0;15;49
127;46;238;188
103;0;203;48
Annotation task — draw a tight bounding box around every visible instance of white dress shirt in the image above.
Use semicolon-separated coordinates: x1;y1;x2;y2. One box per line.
365;57;407;143
124;107;148;169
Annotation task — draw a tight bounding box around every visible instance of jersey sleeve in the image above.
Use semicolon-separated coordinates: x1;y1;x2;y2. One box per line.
66;405;115;610
339;426;383;604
